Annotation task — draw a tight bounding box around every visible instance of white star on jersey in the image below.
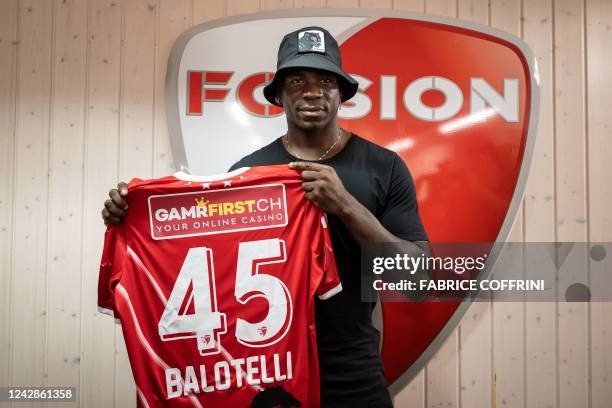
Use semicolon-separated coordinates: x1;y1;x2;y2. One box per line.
201;183;211;189
224;181;232;187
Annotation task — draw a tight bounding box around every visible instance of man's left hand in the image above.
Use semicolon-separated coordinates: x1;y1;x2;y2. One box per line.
289;162;354;215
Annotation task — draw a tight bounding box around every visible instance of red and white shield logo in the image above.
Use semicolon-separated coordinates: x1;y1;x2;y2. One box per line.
166;9;539;391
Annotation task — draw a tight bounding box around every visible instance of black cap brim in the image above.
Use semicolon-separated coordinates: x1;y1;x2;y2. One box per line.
263;54;358;107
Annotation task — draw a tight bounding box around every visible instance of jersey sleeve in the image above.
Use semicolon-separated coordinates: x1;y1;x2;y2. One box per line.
97;225;126;322
379;154;429;241
314;215;343;300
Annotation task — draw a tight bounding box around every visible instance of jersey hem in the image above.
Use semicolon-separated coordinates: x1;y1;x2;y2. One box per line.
318;283;343;300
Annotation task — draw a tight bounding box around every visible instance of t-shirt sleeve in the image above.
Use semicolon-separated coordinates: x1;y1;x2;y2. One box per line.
380;154;429;241
227;155;253;172
97;225;126;322
314;214;343;300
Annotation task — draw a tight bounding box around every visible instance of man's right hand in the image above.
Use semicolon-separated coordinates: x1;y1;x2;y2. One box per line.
102;182;129;225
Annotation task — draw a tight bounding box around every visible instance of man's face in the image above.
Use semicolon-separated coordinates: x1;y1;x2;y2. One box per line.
278;69;341;131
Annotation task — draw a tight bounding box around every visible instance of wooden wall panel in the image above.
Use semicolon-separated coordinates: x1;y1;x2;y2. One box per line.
458;0;488;24
80;1;123;407
262;0;295;9
554;1;590;408
0;0;18;404
227;0;259;15
294;0;326;7
153;0;191;178
425;0;456;17
359;0;392;9
326;0;360;8
393;0;424;13
587;0;612;407
489;2;526;408
522;2;557;408
115;0;158;405
192;0;225;25
10;4;53;408
454;3;493;408
45;0;88;404
523;0;558;406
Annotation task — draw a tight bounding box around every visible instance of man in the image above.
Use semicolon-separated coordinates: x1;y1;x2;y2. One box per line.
102;26;429;407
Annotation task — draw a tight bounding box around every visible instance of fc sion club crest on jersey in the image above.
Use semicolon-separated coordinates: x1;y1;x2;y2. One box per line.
165;9;539;393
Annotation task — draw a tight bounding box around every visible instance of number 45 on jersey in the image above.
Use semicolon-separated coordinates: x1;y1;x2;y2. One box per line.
158;238;293;355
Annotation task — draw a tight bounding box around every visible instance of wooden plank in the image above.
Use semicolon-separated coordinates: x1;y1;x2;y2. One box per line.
457;0;488;24
80;0;122;406
192;0;225;25
153;0;191;178
426;334;460;408
359;0;392;9
115;0;158;405
424;0;456;16
326;0;360;8
554;1;589;408
119;0;156;180
393;371;425;408
490;0;521;34
454;4;493;406
0;0;18;400
489;2;525;408
522;1;557;408
523;1;555;241
393;0;424;12
586;1;612;407
10;2;53;404
294;0;326;7
459;302;492;408
45;0;88;401
261;0;294;9
227;0;259;15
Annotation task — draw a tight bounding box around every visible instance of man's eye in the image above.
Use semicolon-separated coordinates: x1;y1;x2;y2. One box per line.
290;78;303;85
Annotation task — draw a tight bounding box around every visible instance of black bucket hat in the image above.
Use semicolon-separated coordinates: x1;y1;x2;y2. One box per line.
263;26;359;107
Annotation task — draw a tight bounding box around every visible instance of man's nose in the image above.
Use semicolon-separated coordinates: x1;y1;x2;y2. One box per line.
302;80;323;97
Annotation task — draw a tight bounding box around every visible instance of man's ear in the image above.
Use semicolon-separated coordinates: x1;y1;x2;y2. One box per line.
275;84;283;105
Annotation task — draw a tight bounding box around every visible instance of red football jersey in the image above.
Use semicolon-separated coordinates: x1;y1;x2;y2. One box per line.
97;164;342;407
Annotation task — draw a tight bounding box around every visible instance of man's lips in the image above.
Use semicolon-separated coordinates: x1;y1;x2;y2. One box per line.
297;106;326;118
298;106;325;112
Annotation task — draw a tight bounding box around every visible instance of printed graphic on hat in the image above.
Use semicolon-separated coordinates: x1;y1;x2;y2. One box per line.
298;30;325;53
166;9;539;393
148;184;288;240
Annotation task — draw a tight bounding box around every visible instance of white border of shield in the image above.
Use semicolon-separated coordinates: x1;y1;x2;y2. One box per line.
165;8;540;395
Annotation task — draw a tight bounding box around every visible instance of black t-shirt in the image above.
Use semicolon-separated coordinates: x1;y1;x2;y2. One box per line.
228;134;428;406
